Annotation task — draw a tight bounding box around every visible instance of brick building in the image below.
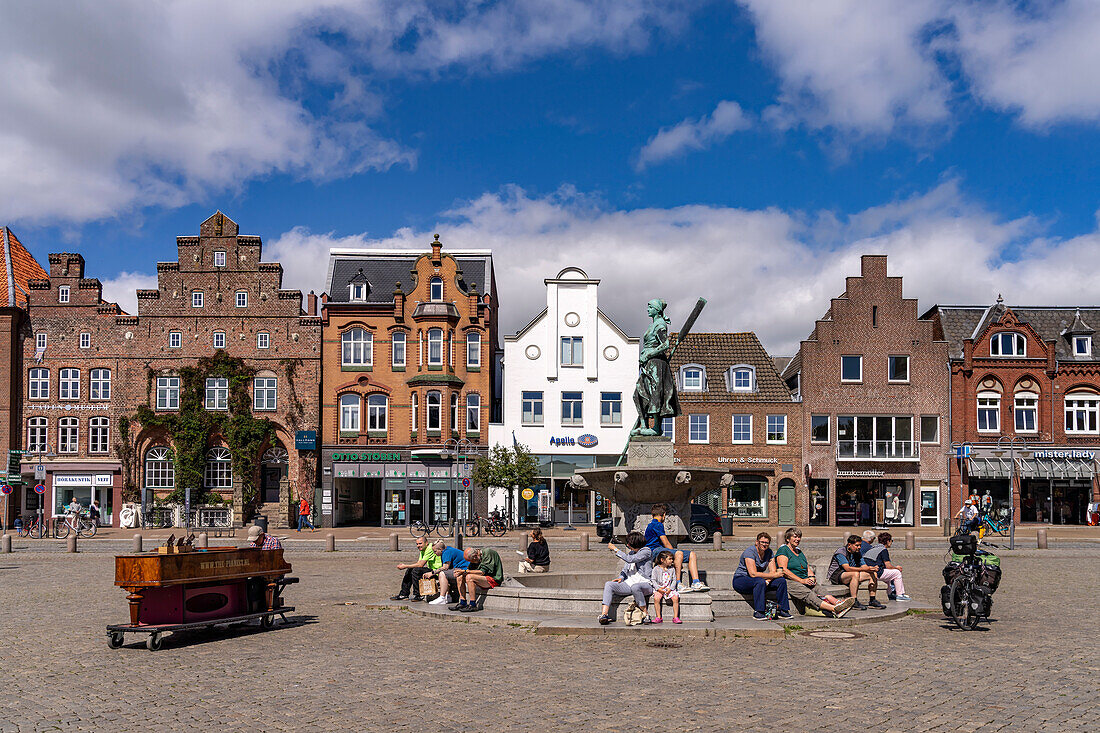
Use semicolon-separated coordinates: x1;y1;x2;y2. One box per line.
668;332;804;527
782;255;949;528
927;299;1100;524
319;236;497;528
19;213;322;528
1;227;49;525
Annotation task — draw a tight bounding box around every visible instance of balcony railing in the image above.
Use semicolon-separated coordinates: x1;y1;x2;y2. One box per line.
836;440;920;461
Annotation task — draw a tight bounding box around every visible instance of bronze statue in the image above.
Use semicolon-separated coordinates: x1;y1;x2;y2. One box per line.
632;298;680;436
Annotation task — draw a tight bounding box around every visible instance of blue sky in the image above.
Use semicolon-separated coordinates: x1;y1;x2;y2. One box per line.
4;1;1100;353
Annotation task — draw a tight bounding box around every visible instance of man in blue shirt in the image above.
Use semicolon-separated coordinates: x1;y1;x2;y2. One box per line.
644;504;709;592
826;534;883;610
426;541;470;605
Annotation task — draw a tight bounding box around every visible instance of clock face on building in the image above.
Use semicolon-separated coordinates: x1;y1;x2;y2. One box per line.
603;345;619;361
525;344;541;360
564;312;580;327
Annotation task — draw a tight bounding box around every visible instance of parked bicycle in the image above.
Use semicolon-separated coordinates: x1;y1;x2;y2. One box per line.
17;515;45;539
409;519;434;537
941;534;1001;630
55;511;98;539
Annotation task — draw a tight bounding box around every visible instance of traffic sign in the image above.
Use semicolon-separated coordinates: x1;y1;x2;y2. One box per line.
521;488;534;501
33;483;46;495
0;485;11;495
461;478;471;488
34;464;45;480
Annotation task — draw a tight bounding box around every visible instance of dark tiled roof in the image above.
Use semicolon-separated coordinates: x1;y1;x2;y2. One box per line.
930;304;1100;361
670;332;794;402
328;254;489;304
1;227;48;307
780;351;801;382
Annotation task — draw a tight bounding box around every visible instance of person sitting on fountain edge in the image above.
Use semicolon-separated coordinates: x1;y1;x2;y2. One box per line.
451;547;504;613
644;503;709;592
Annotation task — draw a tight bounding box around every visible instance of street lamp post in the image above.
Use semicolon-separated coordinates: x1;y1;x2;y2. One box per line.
441;438;475;547
991;436;1032;550
30;450;56;536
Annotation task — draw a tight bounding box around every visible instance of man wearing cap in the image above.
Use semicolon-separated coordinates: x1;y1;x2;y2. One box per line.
247;525;283;550
957;499;979;534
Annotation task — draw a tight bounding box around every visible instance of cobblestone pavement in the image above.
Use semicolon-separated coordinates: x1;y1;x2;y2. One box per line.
0;545;1095;732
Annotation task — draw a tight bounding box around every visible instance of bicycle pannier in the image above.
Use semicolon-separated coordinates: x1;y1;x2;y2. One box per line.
950;534;977;555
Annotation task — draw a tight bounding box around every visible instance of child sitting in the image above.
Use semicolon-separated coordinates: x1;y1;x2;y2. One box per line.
650;550;682;624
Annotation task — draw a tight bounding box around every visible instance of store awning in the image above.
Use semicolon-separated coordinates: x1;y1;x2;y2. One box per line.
967;457;1012;478
1018;457;1095;479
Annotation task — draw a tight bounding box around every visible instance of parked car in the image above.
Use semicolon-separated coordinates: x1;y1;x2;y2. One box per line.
595;503;722;544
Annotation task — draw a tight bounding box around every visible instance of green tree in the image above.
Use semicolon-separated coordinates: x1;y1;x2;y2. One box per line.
471;443;539;497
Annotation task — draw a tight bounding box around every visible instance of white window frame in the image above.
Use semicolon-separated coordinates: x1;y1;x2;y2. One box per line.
204;447;233;490
236;291;248;308
213;251;226;267
213;331;226;349
341;328;373;366
841;355;863;383
426;391;442;431
339;394;361;432
169;331;182;348
450;393;459;432
681;366;704;391
990;332;1025;357
392;332;406;367
253;377;277;411
561;391;583;426
1074;336;1092;356
661;417;675;442
688;414;709;444
466;394;480;433
427;329;444;366
29;368;49;400
205;377;229;411
1013;392;1038;433
79;332;91;349
411;392;418;433
522;391;544;426
976;392;1000;433
144;446;174;489
1065;392;1100;435
58;417;78;453
257;332;270;349
59;368;80;400
600;392;622;426
36;333;47;350
429;277;443;302
466;332;481;368
27;417;47;453
350;282;367;301
728;365;755;392
156;376;180;410
888;355;910;383
192;291;204;308
766;414;787;444
919;415;940;444
367;394;388;432
58;286;70;303
560;336;583;366
90;368;111;401
90;417;110;454
731;414;752;444
810;415;829;444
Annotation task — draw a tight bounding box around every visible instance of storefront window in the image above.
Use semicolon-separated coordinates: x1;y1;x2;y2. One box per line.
808;480;828;526
727;476;767;519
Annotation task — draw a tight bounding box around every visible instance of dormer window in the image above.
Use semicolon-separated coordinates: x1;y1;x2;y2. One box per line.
681;366;704;391
429;277;443;301
990;332;1025;357
728;365;755;392
213;251;226;267
58;286;70;303
350;283;367;301
1074;336;1092;357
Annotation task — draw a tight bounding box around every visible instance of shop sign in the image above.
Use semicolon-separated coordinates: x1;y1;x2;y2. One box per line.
577;434;598;448
550;436;576;447
521;488;535;501
295;431;317;450
53;474;93;486
837;469;885;478
332;451;402;462
717;457;778;464
93;474;113;486
1033;449;1095;460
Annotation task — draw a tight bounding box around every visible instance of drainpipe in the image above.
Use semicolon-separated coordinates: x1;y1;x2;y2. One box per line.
946;358;953;519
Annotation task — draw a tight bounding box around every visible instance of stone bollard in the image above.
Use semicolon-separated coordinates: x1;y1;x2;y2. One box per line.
1;534;10;553
389;533;399;552
132;534;143;553
518;531;529;551
1037;528;1048;549
580;532;589;552
197;533;208;548
713;532;723;550
326;533;336;552
905;531;915;550
67;534;77;553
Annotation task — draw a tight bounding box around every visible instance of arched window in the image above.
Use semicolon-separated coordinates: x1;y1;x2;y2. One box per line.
368;394;388;432
680;365;705;391
340;394;361;432
145;447;174;489
466;394;481;432
90;417;110;453
1014;391;1038;433
392;331;406;367
58;417;78;453
204;447;233;489
342;328;372;366
430;276;443;301
990;332;1026;357
977;391;1000;432
450;393;459;431
427;328;443;366
411;392;418;433
427;391;442;431
27;417;47;453
466;332;481;367
727;365;755;392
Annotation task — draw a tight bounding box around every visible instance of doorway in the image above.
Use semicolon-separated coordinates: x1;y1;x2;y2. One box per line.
261;446;288;504
777;480;796;525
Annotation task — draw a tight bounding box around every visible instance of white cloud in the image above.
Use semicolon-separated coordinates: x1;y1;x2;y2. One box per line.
99;271;158;316
268;180;1100;355
635;100;752;169
0;1;687;223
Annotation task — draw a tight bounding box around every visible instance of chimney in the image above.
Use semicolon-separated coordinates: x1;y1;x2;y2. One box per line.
394;282;405;321
307;290;318;316
468;283;480;322
430;234;442;264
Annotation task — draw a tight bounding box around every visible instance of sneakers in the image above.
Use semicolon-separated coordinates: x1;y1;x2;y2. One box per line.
598;614;613;625
753;611;769;620
850;600;866;611
777;611;793;620
672;617;682;624
690;580;710;592
389;594;408;601
868;598;886;609
895;594;912;602
448;602;467;611
833;597;856;618
409;596;423;603
459;604;480;613
427;596;449;605
640;615;653;625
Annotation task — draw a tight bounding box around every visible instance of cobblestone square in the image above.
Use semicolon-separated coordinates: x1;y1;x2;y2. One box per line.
0;542;1096;732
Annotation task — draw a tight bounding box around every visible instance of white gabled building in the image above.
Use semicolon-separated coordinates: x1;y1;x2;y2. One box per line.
488;267;639;523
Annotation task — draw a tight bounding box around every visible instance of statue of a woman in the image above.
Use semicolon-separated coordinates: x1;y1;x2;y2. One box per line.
631;298;681;436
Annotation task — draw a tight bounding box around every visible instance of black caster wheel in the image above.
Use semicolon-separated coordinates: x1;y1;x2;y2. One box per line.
108;632;124;649
146;633;162;651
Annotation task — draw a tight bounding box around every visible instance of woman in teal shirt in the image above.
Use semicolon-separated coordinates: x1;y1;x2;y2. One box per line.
776;528;855;618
